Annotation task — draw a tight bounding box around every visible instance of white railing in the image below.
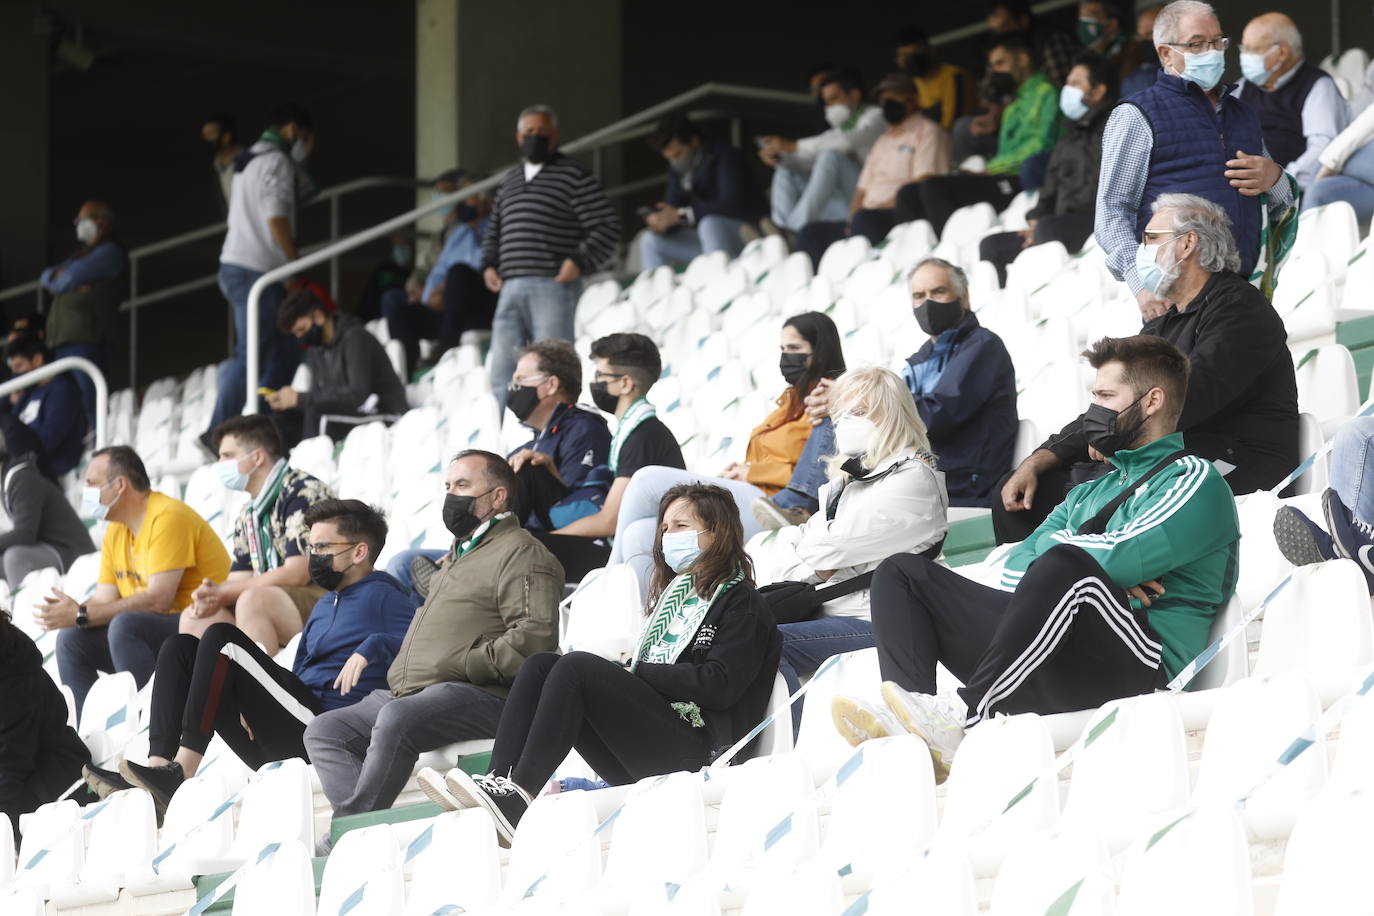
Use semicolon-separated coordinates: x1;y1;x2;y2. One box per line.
0;356;108;448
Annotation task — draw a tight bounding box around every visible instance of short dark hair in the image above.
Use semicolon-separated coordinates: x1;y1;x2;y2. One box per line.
5;333;50;363
267;102;313;131
205;114;237;141
647;116;700;153
1083;335;1191;426
988;31;1036;61
591;333;662;395
818;67;864;97
521;339;582;400
806;61;837;81
92;445;151;492
277;286;327;334
647;484;754;611
303;498;388;565
9;312;45;337
451;449;519;507
896;25;929;47
212;415;283;460
1072;50;1121;101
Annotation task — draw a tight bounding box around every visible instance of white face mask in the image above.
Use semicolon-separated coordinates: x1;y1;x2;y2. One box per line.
76;218;98;245
833;413;875;457
291;137;309;163
824;103;853;130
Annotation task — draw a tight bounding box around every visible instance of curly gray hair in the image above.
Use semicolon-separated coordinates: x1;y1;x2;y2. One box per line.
1151;192;1241;274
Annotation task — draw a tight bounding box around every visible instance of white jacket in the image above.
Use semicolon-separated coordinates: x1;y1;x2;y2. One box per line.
751;450;948;619
786;105;887;170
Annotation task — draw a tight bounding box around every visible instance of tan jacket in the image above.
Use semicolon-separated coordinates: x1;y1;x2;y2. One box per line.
386;515;564;698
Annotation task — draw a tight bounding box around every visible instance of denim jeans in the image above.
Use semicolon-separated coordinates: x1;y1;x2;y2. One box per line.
770;150;861;231
488;276;583;407
778;614;875;735
771;418;833;512
57;611;182;719
383;547;448;603
209;263;300;430
53;341;106;429
1302;141;1374;227
1332;416;1374;526
638;215;750;271
608;466;764;593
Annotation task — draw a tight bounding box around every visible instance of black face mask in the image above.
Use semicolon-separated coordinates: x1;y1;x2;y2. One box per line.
443;489;494;540
913;298;964;336
588;380;620;414
506;382;542;423
985;71;1018;102
308;550;349;591
300;324;324;347
1081;396;1148;458
456;202;479;222
520;134;551;164
779;352;810;386
903;52;933;77
881;99;908;125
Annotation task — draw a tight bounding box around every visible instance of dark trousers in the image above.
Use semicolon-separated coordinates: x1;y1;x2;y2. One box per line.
795;209;898;271
991;463;1111;545
894;174;1023;237
57;611;182;719
490;651;711;792
148;623;322;767
515;463;569;531
869;545;1163;726
978;212;1097;286
530;532;610;582
382;263;498;375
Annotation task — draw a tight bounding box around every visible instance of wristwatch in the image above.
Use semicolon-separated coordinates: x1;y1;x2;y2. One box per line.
76;605;89;629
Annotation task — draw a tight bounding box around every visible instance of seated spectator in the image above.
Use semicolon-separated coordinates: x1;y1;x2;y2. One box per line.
1120;4;1165;96
534;333;685;581
202;114;241;211
6;313;44;345
979;52;1119;284
987;0;1081;87
1;610;90;842
3;333;88;477
1274;420;1374;593
81;500;415;817
40;200;125;425
181;416;334;648
382;172;497;375
998;194;1298;543
759;69;885;234
1077;1;1129;61
834;336;1239;783
795;74;952;269
895;33;1060;236
895;26;978;131
268;288;408;442
43;446;230;717
304;451;562;823
416;483;781;844
1236;13;1349;190
610;312;847;589
0;435;94;587
752;367;947;716
1306;103;1374;225
639;118;763;270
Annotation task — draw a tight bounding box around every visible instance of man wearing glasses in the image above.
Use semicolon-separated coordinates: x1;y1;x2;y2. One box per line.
1095;0;1297;321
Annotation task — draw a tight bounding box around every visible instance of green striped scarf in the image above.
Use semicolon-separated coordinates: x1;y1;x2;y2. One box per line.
242;460;290;573
609;398;656;476
1252;173;1300;299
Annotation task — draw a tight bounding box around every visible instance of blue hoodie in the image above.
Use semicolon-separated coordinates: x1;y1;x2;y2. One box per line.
291;570;417;711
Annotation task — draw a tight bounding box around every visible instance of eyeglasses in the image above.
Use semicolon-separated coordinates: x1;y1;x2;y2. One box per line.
306;541;358;556
593;371;625;382
1165;36;1229;53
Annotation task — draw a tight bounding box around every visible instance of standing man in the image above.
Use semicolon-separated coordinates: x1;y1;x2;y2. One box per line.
482;104;619;407
203;103;315;448
1095;0;1296;320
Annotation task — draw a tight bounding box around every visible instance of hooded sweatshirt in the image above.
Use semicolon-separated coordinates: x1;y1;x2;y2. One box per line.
298;313;409;418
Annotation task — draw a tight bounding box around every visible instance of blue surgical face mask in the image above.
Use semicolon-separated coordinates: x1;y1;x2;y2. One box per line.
1177;47;1226;91
216;456;251;491
1059;85;1089;120
661;530;703;573
81;485;109;521
1240;48;1273;85
1135;235;1181;297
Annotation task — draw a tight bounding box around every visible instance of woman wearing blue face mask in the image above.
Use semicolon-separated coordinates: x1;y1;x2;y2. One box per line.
416;483;781;844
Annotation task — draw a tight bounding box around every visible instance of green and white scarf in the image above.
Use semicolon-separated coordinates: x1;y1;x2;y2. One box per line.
241;460;290;573
632;570;744;727
453;512;511;560
608;398;656;476
1252;172;1300;299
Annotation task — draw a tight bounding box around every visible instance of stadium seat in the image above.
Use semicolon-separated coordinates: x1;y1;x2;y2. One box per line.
316;823;405;916
1294;345;1359;436
51;788;158;907
1273;787;1374;915
1187;593;1251;692
184;461;250;546
794;648;882;782
1324;682;1374;798
0;811;13;887
1252;559;1373;702
709;752;818;896
698;263;750;313
561;562;642;662
737;235;788;284
816;235;872;285
738;863;843;916
13;799;84;898
78;670;139;765
841;259;898;311
757;251;814;307
600;771;709;910
1291;411;1330;496
200;759;314;875
1011;418;1039;466
0;887;45;916
404;809;502;915
336;421;392;509
1293;200;1360;290
127;772;233;894
501;789;602;906
1233;490;1294;610
628;876;723;916
1116;804;1253;916
987;826;1116;916
682;251;730;292
1005;240;1069;300
230;838;315;916
861;843;977;916
878;220;937;274
1274;252;1337;343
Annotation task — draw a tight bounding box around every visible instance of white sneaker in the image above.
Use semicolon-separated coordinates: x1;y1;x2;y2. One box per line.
880;682;967;783
831;695;905;747
416;766;465;811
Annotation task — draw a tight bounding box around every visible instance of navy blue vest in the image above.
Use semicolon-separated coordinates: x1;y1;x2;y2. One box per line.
1124;71;1265;278
1236;61;1327;170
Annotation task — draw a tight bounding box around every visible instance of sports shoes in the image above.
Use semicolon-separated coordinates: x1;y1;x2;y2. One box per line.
880;682;967;784
119;759;184;819
830;695;904;747
751;497;812;531
1323;488;1374;593
443;769;531;846
416;766;465;811
82;763;134;799
1272;505;1336;567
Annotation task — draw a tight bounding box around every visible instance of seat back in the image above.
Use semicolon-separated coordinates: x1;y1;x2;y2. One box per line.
988;827;1115;916
404;810;501;916
1274;787;1374;915
1116;805;1253;916
230;760;315;859
79;789;157;895
561;563;644;663
502;790;601;906
709;752;817;886
230;839;315;916
1253;559;1374;690
317;824;403;916
604;771;708;894
78;670;139;764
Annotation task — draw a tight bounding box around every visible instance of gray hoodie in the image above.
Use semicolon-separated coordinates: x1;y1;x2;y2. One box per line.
299;312;408;418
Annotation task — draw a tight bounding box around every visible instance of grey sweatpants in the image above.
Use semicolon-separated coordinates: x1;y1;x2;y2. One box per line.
3;542;64;588
302;683;504;817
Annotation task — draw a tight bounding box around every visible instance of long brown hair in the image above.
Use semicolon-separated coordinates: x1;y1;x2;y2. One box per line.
645;483;754;612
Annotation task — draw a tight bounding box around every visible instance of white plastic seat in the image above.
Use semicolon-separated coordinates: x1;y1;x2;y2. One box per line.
0;887;45;916
682;250;730;291
184;461;250;546
199;759;314;875
737;235;788;283
336;421;392;508
698;263;750;312
501;789;601;906
230;839;315;916
404;809;502;916
1011;418;1039;466
816;235;872;284
1005;240;1070;299
739;864;843;916
78;670;139;765
0;812;13;887
61;551;102;604
1325;681;1374;798
600;771;709;909
1294;345;1359;436
127;772;233;895
561;563;643;661
988;827;1116;916
1290;411;1329;496
841;259;898;310
757;252;813;308
1116;805;1253;916
1273;787;1374;914
317;824;404;916
13;799;83;898
1274;252;1337;343
794;648;883;781
709;752;818;893
628;876;723;916
1186;593;1250;692
1232;490;1293;610
50;788;158;907
879;220;938;273
862;844;977;915
752;673;795;758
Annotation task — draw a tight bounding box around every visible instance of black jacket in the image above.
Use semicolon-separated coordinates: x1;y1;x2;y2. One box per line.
635;582;781;764
0;627;90;842
0;457;96;568
1027;102;1111;221
300;313;409;419
664;141;764;225
1044;270;1298;493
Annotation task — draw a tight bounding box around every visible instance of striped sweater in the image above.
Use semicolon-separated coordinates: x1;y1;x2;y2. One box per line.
481;153;620;279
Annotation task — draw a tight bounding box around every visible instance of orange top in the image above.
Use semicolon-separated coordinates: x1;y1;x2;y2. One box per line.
744;389;815;496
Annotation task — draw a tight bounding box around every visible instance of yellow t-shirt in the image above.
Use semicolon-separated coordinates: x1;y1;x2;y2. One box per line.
97;492;231;612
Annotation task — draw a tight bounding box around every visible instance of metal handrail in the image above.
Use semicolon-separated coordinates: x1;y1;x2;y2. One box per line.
241;81;814;414
0;357;108;448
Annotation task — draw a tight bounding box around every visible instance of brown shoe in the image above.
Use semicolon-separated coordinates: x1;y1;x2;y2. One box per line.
751;497;812;531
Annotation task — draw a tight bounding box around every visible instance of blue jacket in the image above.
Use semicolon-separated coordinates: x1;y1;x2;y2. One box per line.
1124;72;1266;279
510;401;611;530
291;571;417;711
7;373;86;477
664;141;764;224
901;314;1018;507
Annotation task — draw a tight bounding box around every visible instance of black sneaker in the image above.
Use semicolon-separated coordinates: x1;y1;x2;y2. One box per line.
443;769;530;846
83;763;133;799
1323;488;1374;593
1273;505;1336;567
411;555;441;601
119;759;184;819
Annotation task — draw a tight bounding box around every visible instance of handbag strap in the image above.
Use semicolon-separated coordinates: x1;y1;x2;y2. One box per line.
1075;449;1191;536
809;537;944;602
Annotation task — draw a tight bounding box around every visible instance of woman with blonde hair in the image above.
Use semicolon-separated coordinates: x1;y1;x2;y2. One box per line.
750;366;947;721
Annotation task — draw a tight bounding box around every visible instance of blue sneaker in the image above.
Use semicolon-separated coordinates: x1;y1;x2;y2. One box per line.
1322;488;1374;593
1272;506;1335;567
